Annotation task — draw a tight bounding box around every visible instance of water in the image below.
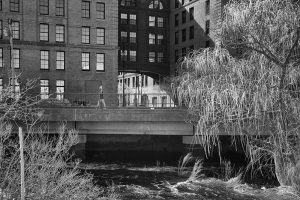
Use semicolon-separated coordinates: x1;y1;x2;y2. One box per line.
79;163;298;200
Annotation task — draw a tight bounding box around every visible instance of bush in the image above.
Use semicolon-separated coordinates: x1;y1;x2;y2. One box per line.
0;123;103;200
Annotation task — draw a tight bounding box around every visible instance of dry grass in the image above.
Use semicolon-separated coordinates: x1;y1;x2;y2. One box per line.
177;153;193;176
0;124;104;200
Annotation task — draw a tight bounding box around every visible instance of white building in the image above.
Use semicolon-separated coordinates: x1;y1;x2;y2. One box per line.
117;73;175;108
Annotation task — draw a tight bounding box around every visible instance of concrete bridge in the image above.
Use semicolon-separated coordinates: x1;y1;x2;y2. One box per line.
41;108;194;160
42;108;193;136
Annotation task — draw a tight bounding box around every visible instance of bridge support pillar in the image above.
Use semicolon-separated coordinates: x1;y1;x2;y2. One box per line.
73;134;87;162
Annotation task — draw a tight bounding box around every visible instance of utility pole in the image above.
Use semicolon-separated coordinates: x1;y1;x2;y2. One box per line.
8;19;16;98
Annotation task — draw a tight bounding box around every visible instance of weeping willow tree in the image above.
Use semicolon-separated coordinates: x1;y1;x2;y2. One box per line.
172;0;300;187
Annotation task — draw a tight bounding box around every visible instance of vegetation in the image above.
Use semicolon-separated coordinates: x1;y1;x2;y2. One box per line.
0;81;111;199
172;0;300;191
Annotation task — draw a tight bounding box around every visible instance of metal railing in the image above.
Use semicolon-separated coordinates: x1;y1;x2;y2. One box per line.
34;93;179;109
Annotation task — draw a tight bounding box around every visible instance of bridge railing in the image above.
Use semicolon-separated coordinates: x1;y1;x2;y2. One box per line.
33;93;180;109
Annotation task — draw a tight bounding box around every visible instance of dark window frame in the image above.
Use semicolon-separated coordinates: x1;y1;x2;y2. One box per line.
40;50;50;70
56;0;65;16
56;24;65;43
56;51;65;70
96;53;105;72
10;0;20;12
81;52;90;71
96;2;105;19
81;1;90;19
40;23;49;42
39;0;49;15
97;28;105;45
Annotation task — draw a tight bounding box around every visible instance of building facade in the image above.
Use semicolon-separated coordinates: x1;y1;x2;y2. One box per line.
170;0;227;75
0;0;118;106
118;0;170;78
117;72;175;107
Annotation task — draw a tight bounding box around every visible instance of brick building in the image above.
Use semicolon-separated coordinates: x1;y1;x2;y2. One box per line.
0;0;118;106
118;0;227;78
170;0;227;75
118;0;170;78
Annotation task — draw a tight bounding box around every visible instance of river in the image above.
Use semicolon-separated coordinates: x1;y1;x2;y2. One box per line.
79;163;299;200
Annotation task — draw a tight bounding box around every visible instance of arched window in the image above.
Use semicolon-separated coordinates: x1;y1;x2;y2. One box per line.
149;0;163;9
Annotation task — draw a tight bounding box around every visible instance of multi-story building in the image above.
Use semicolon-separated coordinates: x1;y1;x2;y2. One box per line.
118;0;170;78
170;0;227;75
0;0;118;106
118;0;227;104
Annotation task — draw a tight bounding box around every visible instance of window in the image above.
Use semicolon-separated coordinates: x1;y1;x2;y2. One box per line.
206;20;210;34
152;97;157;107
56;51;65;70
82;1;90;18
129;50;136;62
12;49;20;69
56;80;64;100
97;53;105;71
175;31;178;44
40;24;49;41
149;33;155;44
175;14;179;26
10;0;19;12
40;0;49;15
121;50;127;61
40;80;49;99
157;17;163;27
129;32;136;43
189;7;194;20
149;52;155;63
175;49;179;62
132;77;136;87
121;0;136;7
157;52;163;63
56;0;65;16
12;21;20;39
0;20;2;39
182;47;186;57
182;10;186;24
161;96;167;107
121;13;128;24
149;16;155;27
40;50;49;69
189;26;194;39
182;29;186;42
175;0;179;8
81;52;89;70
205;40;210;48
96;3;105;19
56;25;65;42
82;27;90;44
206;0;210;15
129;14;136;25
0;48;3;68
149;0;163;9
97;28;105;45
121;31;128;42
157;34;164;45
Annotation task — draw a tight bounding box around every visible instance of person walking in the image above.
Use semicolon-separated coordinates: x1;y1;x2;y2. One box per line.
97;85;106;109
